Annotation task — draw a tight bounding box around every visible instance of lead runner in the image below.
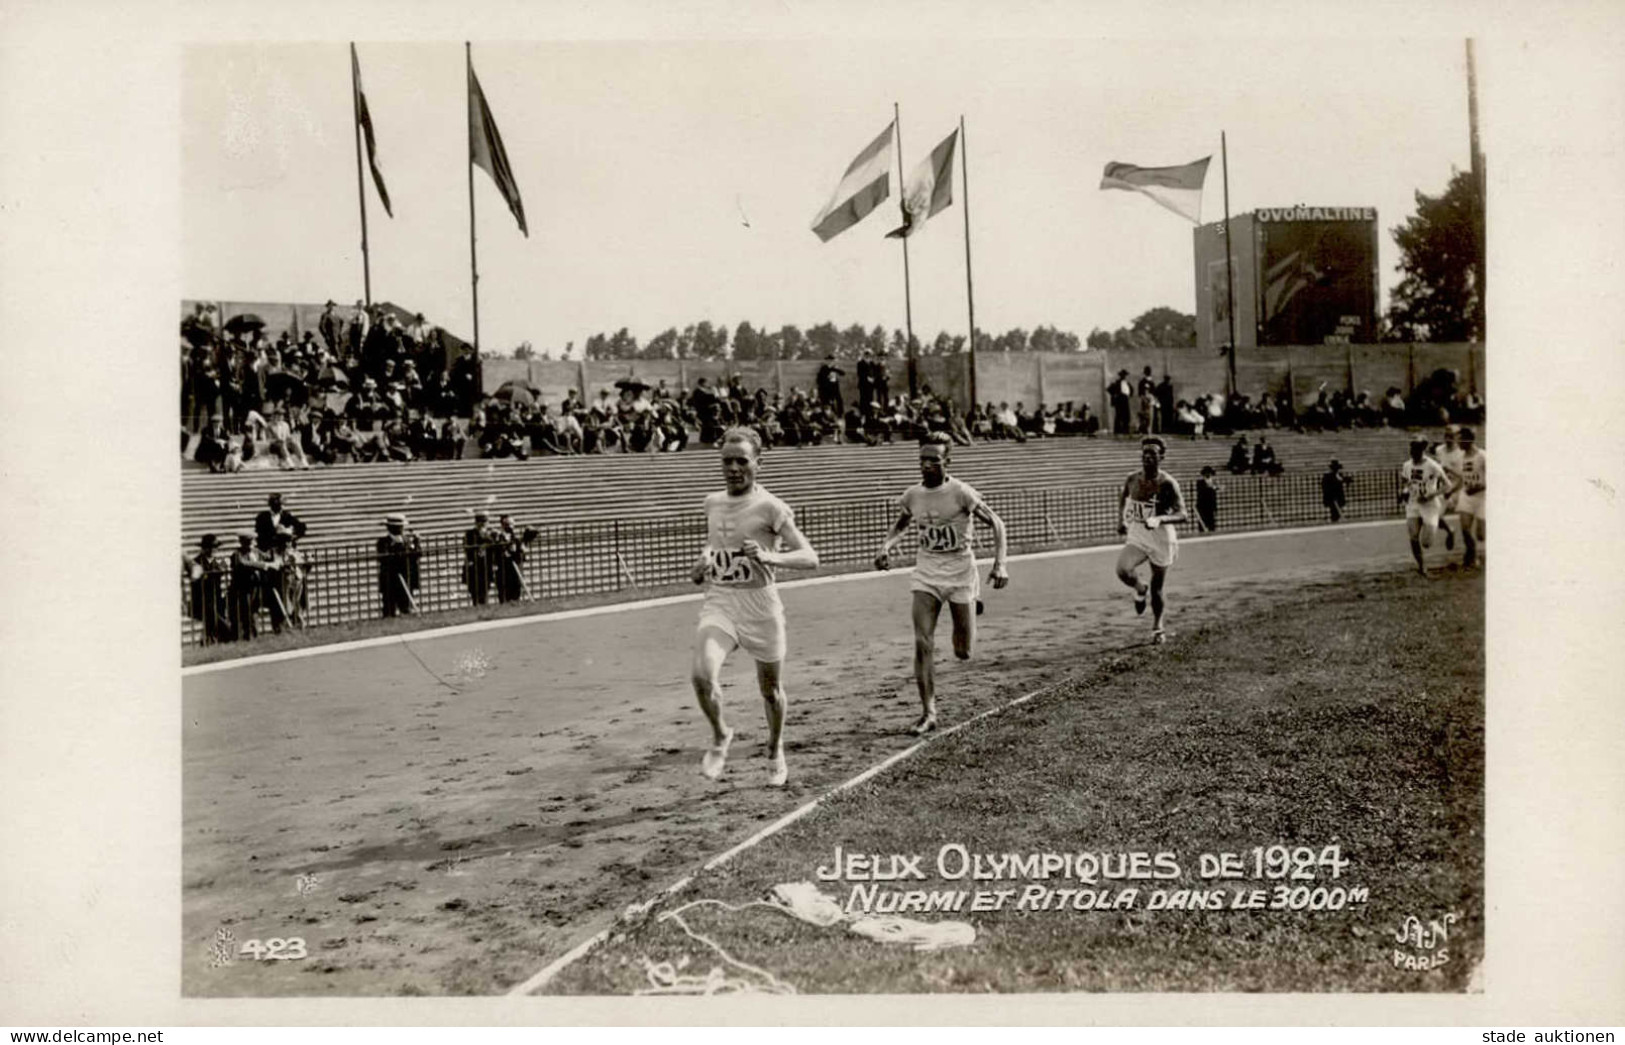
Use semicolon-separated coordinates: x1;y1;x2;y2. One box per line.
874;433;1009;735
1116;436;1187;644
689;427;820;787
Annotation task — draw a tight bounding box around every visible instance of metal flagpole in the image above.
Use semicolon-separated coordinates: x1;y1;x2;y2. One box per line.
894;102;917;398
1466;38;1486;334
466;42;481;360
960;115;978;417
1221;130;1238;397
349;43;373;307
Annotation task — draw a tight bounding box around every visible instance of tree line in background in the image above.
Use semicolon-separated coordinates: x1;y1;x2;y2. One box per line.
506;313;1194;362
505;169;1482;361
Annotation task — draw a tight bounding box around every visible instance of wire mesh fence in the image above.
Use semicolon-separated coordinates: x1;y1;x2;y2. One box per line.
182;467;1401;647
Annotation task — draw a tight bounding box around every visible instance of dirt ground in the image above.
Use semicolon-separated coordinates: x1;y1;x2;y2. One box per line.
182;522;1421;996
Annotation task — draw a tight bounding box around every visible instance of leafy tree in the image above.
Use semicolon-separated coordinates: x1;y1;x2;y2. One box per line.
868;325;890;357
1386;169;1484;342
643;327;678;360
1128;307;1196;347
807;322;841;359
733;320;764;361
927;331;965;356
512;341;535;360
608;327;639;360
693;320;728;360
582;332;610;360
992;327;1029;354
839;323;869;357
776;324;807;360
1086;327;1112;350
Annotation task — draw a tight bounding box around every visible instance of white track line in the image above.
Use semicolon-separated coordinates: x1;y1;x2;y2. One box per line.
505;669;1062;996
183;519;1398;677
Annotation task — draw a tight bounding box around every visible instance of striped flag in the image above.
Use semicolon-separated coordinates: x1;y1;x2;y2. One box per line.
887;127;958;239
1100;157;1211;224
811;121;895;242
469;63;528;237
351;44;392;217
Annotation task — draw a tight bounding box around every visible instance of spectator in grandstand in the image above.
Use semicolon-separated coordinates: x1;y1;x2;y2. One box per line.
816;355;846;414
196;414;232;472
1109;369;1132;435
856;350;876;416
318;300;344;355
1195;466;1219;532
229;532;267;641
377;514;421;617
994;401;1026;442
1156;374;1176;434
185;533;231;645
846;405;876;445
1136;368;1158;434
1322;459;1351;522
1251;434;1284;476
1382;387;1407;426
656;401;689;452
267;409;311;470
1225;434;1251;474
297;407;336;466
254;492;307;552
1174;399;1206;438
346;301;368;360
328;414;361;462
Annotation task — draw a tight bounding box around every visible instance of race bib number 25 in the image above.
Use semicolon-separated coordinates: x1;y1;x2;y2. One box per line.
707;548;758;585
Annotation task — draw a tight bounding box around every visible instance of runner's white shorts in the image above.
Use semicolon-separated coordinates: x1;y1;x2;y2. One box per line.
697;585;787;663
1406;497;1444;533
1124;522;1178;569
1456;491;1485;518
910;555;980;605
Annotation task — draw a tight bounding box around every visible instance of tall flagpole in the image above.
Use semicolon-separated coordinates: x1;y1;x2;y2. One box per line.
960;115;978;416
349;43;373;307
894;102;917;398
466;42;480;360
1221;130;1238;396
1466;38;1485;335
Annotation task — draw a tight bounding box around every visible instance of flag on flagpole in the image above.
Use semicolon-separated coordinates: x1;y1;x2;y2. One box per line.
1099;157;1211;224
887;127;958;239
468;63;528;237
351;44;392;217
810;121;895;242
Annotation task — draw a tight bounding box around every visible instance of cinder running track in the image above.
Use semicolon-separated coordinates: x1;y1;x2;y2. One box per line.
183;521;1412;996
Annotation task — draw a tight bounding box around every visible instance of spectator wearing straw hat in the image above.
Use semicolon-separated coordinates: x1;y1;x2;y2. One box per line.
377;514;421;618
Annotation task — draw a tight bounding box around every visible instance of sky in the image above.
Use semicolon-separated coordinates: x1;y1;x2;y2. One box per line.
183;35;1476;357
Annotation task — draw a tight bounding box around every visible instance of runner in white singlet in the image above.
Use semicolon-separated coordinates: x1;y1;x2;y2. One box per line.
689;428;819;787
874;435;1009;735
1116;437;1187;644
1400;437;1452;576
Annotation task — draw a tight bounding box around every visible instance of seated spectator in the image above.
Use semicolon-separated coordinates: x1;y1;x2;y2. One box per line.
1251;434;1283;476
554;404;584;454
1175;399;1205;438
196;414;232;471
1382;387;1407;426
267;409;311;470
845;406;875;446
1225;434;1251;474
993;401;1025;442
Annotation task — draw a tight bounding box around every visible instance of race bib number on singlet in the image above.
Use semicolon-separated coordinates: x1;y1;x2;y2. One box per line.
1406;467;1436;500
919;520;963;553
706;547;759;586
1123;500;1155;526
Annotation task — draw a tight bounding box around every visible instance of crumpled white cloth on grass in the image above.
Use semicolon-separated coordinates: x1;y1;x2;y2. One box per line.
768;881;975;950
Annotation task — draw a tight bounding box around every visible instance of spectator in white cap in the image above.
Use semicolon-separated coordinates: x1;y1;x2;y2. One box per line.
377;514;420;618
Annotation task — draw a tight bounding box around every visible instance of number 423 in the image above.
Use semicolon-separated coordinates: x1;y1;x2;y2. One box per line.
239;937;308;961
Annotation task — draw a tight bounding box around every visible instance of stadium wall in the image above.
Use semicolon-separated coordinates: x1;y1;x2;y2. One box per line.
480;342;1480;417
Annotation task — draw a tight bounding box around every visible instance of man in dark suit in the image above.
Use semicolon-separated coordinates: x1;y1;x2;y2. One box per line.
254;492;307;552
185;534;231;644
464;510;496;605
377;514;420;618
318;300;345;356
228;532;267;640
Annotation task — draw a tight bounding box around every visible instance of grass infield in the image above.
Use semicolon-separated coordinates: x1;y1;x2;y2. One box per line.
549;567;1483;994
